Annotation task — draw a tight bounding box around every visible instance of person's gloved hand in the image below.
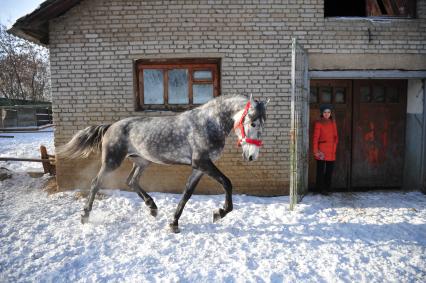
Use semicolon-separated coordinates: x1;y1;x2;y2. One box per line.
315;151;325;160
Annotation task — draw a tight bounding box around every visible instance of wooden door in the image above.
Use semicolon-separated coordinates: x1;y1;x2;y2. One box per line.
352;80;407;189
309;80;352;190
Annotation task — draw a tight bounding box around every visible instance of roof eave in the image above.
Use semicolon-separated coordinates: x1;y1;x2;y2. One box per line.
8;24;49;46
8;0;82;47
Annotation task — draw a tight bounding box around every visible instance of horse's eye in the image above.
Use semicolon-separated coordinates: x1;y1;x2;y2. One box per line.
251;123;256;127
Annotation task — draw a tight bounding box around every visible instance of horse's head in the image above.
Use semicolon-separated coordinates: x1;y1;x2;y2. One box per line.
235;94;269;162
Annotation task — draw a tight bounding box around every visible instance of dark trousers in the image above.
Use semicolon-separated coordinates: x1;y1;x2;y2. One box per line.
315;160;335;193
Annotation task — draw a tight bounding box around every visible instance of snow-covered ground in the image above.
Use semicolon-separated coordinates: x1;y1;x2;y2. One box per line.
1;130;425;282
0;129;54;172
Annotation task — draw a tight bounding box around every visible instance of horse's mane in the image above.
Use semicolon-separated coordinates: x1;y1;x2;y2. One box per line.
207;94;245;104
195;94;247;111
193;94;266;125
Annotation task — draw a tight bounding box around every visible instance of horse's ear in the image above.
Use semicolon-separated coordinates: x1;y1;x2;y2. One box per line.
265;98;270;107
249;94;255;107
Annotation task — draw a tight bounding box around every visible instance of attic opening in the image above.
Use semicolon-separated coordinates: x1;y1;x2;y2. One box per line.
324;0;416;18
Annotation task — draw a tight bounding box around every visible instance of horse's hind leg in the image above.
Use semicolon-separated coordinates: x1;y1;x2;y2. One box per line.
126;158;158;217
81;131;128;224
81;165;109;224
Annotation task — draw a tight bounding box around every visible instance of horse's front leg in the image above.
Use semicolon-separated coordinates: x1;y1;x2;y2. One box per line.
169;169;204;233
194;159;233;222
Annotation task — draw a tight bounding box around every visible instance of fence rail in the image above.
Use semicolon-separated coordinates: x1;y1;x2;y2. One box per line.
0;145;56;175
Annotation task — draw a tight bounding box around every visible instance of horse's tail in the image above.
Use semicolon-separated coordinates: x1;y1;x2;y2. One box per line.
56;124;111;159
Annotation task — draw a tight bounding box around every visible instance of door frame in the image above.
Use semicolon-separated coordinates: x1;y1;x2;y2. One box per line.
308;77;410;191
308;71;426;193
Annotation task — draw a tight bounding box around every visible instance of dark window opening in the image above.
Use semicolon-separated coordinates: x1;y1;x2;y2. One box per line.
324;0;416;18
325;0;366;17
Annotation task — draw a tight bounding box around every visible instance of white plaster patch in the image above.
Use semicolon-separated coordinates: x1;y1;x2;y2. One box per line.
407;79;424;114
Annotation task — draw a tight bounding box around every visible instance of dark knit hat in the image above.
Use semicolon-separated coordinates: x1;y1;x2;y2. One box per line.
320;104;333;113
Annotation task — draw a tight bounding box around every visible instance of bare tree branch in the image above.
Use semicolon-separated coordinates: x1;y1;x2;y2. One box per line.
0;24;51;102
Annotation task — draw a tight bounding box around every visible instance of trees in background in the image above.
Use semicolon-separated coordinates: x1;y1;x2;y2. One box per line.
0;24;51;102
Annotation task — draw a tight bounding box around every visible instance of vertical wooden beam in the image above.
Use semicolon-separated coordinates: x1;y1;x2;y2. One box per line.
40;145;55;175
382;0;396;15
366;0;382;16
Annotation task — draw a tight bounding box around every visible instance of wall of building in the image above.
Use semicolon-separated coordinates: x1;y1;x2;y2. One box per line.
49;0;426;194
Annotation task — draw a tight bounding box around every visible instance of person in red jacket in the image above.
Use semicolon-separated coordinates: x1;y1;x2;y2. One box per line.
312;104;338;195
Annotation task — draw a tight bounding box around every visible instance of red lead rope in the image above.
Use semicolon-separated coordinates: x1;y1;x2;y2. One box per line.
234;102;263;147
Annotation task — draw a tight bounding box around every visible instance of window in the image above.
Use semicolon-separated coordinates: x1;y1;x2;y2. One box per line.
334;87;346;104
324;0;416;18
360;86;371;102
360;83;401;104
320;87;332;103
135;59;220;111
310;85;347;105
310;87;318;103
386;87;399;103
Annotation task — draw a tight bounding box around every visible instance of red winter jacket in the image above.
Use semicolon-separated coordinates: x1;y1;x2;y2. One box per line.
313;118;338;161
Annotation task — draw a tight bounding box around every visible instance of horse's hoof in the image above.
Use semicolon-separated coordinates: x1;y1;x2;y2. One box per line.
169;224;180;234
81;215;89;224
150;208;158;217
213;209;225;223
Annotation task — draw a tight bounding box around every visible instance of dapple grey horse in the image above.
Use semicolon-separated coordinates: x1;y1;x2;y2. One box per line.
58;94;268;233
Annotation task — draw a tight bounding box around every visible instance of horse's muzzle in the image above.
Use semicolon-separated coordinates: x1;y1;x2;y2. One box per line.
243;153;254;162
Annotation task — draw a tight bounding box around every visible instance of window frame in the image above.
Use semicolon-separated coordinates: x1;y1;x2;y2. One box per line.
135;58;221;111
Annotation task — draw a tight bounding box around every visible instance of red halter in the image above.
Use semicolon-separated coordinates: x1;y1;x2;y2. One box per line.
234;101;263;147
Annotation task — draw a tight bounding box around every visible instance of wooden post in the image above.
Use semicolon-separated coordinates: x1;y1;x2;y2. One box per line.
40;145;56;175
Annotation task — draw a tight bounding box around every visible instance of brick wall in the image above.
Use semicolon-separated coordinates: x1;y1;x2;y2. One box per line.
49;0;426;195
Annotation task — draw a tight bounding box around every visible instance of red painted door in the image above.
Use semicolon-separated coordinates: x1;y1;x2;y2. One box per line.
352;80;407;189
